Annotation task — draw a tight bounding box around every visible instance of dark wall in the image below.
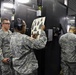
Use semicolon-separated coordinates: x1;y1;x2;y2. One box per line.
42;0;66;28
42;0;66;75
57;0;64;4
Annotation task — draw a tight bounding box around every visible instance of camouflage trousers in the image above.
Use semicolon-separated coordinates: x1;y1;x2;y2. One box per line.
14;69;38;75
61;61;76;75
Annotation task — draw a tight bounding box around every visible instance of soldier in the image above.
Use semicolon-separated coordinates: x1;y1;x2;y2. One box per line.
0;18;12;75
10;18;47;75
59;26;76;75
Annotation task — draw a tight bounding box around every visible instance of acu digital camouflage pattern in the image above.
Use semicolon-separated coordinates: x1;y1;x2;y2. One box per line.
10;30;47;75
0;29;12;75
59;32;76;75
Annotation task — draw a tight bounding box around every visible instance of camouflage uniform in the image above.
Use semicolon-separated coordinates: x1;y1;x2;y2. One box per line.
59;32;76;75
0;29;12;75
10;30;47;75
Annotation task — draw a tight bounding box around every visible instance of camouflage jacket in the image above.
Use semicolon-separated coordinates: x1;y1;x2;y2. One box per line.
10;30;47;74
0;29;12;60
59;32;76;62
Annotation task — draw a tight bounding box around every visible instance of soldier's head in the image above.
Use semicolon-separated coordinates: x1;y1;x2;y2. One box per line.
14;18;26;34
69;26;76;34
1;18;10;31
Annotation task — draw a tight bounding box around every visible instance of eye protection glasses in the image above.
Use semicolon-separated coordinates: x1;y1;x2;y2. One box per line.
3;23;10;25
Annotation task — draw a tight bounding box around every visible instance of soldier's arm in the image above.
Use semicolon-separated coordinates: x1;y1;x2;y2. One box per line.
32;30;47;49
25;30;47;49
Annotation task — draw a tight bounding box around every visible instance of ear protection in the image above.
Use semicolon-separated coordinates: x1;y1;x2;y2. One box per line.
16;18;23;27
14;18;23;30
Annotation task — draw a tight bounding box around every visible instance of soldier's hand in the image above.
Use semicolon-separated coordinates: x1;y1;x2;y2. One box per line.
2;58;9;64
32;34;38;39
41;25;45;30
28;36;34;40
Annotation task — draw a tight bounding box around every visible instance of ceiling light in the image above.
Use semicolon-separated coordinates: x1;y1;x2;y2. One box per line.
2;3;14;9
17;0;30;3
64;0;68;6
70;20;75;22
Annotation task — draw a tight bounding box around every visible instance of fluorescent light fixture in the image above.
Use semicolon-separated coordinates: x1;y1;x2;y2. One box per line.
2;3;14;9
17;0;30;3
63;17;69;20
64;0;68;6
70;20;75;22
68;20;75;24
3;8;8;11
73;17;75;19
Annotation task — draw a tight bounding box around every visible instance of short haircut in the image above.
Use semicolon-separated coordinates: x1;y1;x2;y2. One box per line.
1;18;9;24
69;26;76;31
